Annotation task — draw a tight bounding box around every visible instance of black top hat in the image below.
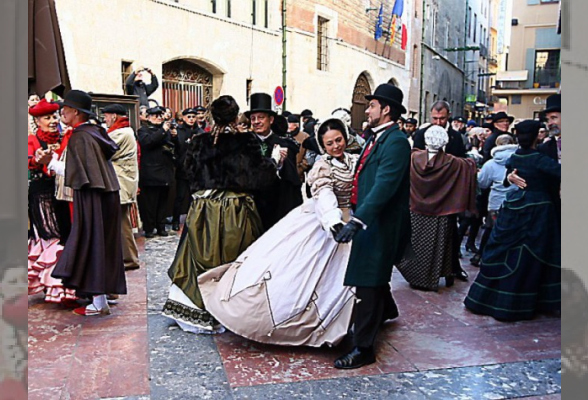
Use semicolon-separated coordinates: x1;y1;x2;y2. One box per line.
543;93;561;114
245;93;276;118
365;84;407;114
56;89;94;116
514;119;541;136
405;118;418;125
101;104;127;115
492;111;514;124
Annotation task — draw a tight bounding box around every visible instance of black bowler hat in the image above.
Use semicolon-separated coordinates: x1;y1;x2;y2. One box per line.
543;93;561;114
365;84;407;114
245;93;276;118
492;111;514;124
101;104;127;115
287;114;300;124
146;106;164;115
514;119;541;136
300;109;313;117
56;89;95;116
406;118;418;125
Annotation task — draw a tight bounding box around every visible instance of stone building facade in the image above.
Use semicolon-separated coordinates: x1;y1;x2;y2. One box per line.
419;0;467;123
492;0;560;119
55;0;415;128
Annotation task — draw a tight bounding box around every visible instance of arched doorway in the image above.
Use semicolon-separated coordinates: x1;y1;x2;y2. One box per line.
350;73;372;132
162;60;213;112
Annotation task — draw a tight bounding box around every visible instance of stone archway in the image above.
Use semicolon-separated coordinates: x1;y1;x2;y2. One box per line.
350;73;372;132
162;59;214;112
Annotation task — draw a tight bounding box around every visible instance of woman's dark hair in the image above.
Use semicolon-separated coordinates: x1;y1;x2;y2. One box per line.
316;119;348;150
210;95;239;126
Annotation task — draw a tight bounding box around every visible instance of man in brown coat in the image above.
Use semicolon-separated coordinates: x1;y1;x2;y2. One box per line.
52;90;127;316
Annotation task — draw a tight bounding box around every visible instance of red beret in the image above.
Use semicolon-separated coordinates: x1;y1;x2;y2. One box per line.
28;99;60;117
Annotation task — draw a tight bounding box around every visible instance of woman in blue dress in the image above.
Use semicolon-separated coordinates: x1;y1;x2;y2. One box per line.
464;120;561;321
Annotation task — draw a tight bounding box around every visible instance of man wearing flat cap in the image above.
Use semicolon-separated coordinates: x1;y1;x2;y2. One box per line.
171;108;204;231
247;93;303;231
404;117;418;138
102;104;140;271
137;106;177;238
333;83;411;369
193;105;211;133
51;90;127;316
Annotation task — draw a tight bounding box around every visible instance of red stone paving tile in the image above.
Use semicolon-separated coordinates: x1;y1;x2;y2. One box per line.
389;288;468;332
78;312;147;335
27;384;63;400
63;331;150;399
214;331;417;387
28;242;150;399
28;364;71;395
383;325;527;370
485;319;561;360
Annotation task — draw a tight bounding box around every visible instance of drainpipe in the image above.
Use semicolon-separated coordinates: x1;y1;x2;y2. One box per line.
418;0;426;122
462;0;469;117
282;0;287;111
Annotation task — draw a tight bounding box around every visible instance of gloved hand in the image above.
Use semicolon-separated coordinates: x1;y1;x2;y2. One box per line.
330;223;344;238
334;220;362;243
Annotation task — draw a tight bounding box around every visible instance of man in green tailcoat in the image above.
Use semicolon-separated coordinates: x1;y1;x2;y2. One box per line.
333;84;411;369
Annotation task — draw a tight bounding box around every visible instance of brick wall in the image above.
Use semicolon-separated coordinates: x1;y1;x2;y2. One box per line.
287;0;406;65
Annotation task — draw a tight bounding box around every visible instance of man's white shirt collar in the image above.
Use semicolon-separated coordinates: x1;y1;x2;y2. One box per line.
371;121;396;141
256;131;274;141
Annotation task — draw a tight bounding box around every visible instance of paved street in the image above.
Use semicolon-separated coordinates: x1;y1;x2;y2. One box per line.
29;231;561;400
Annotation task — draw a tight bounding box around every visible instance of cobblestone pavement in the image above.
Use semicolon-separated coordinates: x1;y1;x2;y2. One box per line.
29;230;561;399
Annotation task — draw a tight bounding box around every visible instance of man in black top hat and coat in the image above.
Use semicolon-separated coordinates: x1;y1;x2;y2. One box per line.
482;111;514;163
246;93;303;231
333;83;411;369
51;90;127;316
171;108;203;230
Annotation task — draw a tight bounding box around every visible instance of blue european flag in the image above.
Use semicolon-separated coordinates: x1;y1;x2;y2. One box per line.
374;3;384;40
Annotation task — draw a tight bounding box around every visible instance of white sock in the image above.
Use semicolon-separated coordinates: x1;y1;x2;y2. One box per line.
93;295;108;310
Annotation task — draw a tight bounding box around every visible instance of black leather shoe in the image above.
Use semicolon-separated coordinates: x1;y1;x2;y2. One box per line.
334;347;376;369
445;276;455;287
144;231;156;239
470;254;481;266
454;268;468;282
465;243;479;253
157;230;169;237
172;223;180;231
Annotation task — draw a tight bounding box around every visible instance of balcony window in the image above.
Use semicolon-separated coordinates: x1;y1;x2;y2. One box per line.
533;50;561;88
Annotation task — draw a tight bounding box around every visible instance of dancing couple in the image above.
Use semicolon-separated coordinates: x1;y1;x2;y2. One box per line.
163;84;411;369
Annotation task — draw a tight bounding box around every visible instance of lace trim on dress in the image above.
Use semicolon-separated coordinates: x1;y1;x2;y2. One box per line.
162;299;220;331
